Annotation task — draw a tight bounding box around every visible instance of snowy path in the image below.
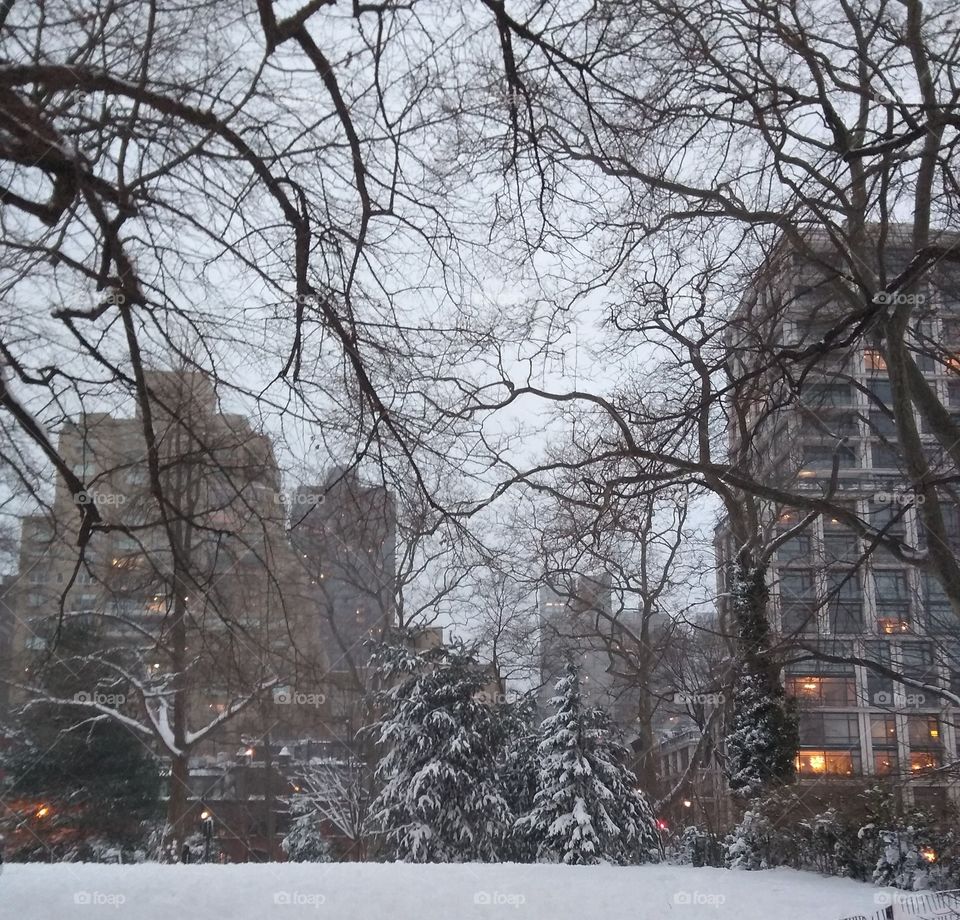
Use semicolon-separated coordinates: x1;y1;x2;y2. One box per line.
0;862;887;919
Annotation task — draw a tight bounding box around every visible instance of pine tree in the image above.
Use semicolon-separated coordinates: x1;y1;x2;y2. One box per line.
497;695;540;863
518;662;661;865
0;621;161;858
369;634;511;862
281;801;332;863
725;562;799;798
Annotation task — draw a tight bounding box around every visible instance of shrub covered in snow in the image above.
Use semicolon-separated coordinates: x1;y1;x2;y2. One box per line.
721;784;960;892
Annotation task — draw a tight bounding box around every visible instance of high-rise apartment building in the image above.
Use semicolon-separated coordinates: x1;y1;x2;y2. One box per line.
289;467;396;668
2;371;325;752
288;466;396;741
719;227;960;810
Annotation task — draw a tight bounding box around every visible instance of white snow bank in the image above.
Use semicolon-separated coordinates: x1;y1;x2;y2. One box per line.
0;862;887;920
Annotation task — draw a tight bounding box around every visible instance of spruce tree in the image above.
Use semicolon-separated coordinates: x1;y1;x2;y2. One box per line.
725;562;799;798
518;662;661;865
369;634;511;862
497;695;540;863
281;802;333;862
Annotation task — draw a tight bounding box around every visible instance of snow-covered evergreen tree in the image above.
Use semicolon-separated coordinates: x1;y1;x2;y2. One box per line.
369;633;511;862
723;807;772;870
725;562;799;798
496;695;540;863
518;662;661;865
281;801;332;863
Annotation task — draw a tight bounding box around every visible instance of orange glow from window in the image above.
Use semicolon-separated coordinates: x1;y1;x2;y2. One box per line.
797;751;855;776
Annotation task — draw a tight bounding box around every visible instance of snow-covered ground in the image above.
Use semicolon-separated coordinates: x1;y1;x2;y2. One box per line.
0;862;895;919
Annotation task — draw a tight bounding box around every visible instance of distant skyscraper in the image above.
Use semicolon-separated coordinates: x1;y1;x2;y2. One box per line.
537;574;641;731
289;467;396;685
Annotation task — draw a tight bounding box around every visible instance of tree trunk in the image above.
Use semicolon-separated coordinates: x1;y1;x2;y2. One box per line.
163;752;191;861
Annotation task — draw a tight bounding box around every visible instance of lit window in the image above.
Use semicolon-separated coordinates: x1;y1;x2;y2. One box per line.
910;752;940;772
796;750;857;776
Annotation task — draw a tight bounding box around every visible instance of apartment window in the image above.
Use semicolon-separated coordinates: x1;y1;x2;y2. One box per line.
800;412;859;438
826;570;864;633
870;714;897;743
864;641;894;705
870;440;901;470
870;503;908;539
796;750;860;776
864;348;887;371
867;379;893;410
922;574;954;635
795;316;837;343
907;714;941;746
786;675;857;706
780;570;818;634
916;502;960;552
776;513;813;563
942;318;960;344
69;592;98;612
873;570;911;633
948;380;960;408
778;534;812;562
907;715;942;772
866;409;897;437
800;712;860;745
905;320;936;373
900;642;936;685
947;644;960;699
804;382;854;409
797;713;862;776
801;444;857;472
870;715;898;775
870;503;909;564
822;511;860;563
